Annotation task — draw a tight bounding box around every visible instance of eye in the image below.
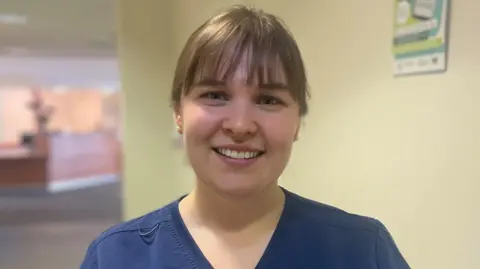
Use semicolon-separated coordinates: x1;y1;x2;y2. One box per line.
257;95;284;106
201;91;228;101
198;90;229;106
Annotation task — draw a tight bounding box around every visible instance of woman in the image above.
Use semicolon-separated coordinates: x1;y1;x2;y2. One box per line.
81;5;410;269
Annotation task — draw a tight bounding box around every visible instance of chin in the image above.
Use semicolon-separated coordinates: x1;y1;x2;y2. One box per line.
208;176;274;199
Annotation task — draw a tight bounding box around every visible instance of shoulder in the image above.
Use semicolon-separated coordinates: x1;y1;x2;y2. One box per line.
80;201;177;269
283;189;410;268
284;189;383;233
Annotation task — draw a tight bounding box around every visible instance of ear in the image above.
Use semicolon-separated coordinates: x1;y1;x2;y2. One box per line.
173;106;183;134
294;119;302;141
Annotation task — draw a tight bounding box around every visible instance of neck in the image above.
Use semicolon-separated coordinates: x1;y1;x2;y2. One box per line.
180;181;285;232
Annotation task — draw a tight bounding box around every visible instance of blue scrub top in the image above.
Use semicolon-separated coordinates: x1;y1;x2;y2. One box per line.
80;188;410;268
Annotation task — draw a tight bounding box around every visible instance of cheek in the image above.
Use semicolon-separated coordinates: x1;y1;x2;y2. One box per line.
182;104;220;142
261;113;298;149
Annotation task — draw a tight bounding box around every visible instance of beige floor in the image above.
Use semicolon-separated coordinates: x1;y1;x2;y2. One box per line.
0;183;122;269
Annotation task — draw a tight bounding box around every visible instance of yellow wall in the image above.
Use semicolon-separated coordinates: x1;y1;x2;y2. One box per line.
117;0;180;217
118;1;480;268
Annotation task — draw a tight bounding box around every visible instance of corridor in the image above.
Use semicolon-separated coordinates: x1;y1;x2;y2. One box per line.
0;183;122;269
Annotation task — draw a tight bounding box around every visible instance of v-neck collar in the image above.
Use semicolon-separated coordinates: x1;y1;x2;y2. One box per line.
169;188;293;269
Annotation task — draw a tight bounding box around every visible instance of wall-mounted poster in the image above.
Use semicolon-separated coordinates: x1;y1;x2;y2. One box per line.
393;0;450;76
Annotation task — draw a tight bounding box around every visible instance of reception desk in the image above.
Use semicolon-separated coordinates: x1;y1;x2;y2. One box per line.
0;148;48;187
0;131;121;191
48;131;120;181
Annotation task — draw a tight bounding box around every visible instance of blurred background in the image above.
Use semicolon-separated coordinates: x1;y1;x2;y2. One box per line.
0;0;122;268
1;0;479;269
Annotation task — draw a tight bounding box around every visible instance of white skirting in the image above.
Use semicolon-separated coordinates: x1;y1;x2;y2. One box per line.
47;174;119;193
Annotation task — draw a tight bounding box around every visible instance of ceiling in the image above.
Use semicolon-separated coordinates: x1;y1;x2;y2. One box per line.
0;0;117;58
0;0;119;87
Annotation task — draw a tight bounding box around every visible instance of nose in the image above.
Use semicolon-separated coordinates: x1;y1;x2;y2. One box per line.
222;101;258;141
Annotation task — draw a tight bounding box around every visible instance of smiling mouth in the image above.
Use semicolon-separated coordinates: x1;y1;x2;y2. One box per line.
212;148;265;160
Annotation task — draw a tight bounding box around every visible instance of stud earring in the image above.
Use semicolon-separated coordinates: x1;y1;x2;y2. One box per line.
176;125;183;134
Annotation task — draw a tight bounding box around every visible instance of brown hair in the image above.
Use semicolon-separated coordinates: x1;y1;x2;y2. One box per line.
170;5;310;116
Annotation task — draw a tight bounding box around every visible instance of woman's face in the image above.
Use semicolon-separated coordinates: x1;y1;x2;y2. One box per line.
176;57;301;198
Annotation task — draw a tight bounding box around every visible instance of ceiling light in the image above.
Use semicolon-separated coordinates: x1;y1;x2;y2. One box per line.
0;14;28;25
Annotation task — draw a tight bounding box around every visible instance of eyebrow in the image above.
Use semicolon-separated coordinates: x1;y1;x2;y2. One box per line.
194;79;290;90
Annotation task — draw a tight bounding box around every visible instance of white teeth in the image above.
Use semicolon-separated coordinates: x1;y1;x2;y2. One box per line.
217;148;261;159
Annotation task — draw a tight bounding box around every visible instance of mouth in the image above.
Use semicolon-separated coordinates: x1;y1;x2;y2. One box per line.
212;147;265;160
